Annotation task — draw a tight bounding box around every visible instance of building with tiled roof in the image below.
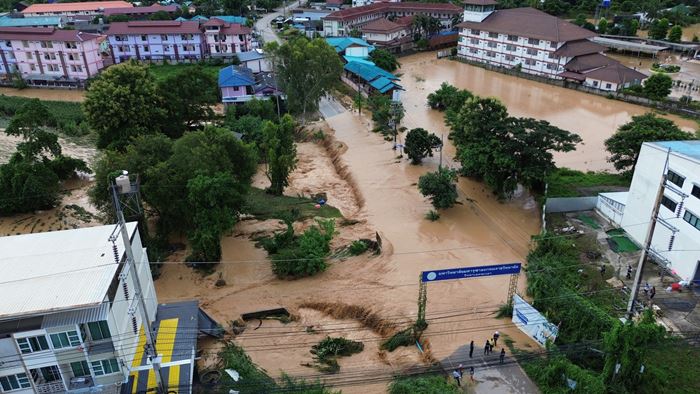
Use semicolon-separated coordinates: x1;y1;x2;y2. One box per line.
103;4;179;20
22;1;132;18
361;18;412;48
0;27;104;86
323;2;461;37
203;17;253;58
106;21;205;63
456;4;646;90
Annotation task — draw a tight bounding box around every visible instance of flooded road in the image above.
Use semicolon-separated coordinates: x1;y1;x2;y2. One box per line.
0;88;85;102
398;52;697;171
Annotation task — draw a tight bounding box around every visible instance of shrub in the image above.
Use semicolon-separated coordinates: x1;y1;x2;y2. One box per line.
389;375;459;394
270;219;336;278
349;240;368;255
418;168;458;210
425;210;440;221
381;328;416;351
311;337;364;373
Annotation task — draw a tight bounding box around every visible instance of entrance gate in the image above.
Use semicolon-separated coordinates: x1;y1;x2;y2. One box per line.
417;263;522;328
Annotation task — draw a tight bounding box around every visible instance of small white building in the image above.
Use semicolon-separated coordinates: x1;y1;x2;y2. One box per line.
0;223;157;394
597;141;700;284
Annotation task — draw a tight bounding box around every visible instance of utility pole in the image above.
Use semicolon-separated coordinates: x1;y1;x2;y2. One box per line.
439;134;443;170
626;150;670;319
111;173;165;394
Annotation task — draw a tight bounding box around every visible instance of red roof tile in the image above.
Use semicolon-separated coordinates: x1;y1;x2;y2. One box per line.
22;1;132;14
0;27;101;42
463;0;497;5
553;39;606;57
203;18;251;34
106;21;201;35
362;18;406;33
457;7;595;42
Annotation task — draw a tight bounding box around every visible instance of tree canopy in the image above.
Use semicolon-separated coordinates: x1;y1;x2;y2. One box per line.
263;114;298;195
604;113;694;173
667;25;683;42
404;128;441;164
1;100;89;214
158;66;218;138
83;61;166;151
369;49;400;72
451;97;581;197
418;168;458;210
266;37;343;120
643;73;673;100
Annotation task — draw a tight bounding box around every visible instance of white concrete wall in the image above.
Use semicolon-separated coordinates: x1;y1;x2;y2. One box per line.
621;143;700;282
584;77;618;91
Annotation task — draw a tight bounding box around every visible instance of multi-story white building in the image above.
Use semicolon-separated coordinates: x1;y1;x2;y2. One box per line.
106;21;205;63
323;2;461;37
0;223;157;394
202;17;252;58
597;141;700;285
0;27;104;86
456;2;646;90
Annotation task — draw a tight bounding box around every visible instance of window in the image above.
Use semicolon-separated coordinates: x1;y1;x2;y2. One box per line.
525;58;536;66
91;359;119;376
661;195;678;212
238;34;244;41
71;65;83;72
528;38;540;45
65;42;77;49
469;47;477;54
118;45;128;52
487;41;496;48
684;210;700;231
504;54;515;61
486;51;496;58
22;40;28;48
488;32;498;38
163;45;171;51
470;38;479;45
17;335;50;354
40;41;53;48
605;83;612;89
183;45;195;51
26;52;32;60
507;35;518;41
505;44;516;51
34;366;61;382
548;52;558;59
526;48;538;56
70;361;90;377
692;185;700;199
593;80;599;87
47;64;60;72
160;34;168;41
546;63;557;70
180;34;193;40
50;330;80;349
43;53;56;60
87;321;111;341
30;64;36;71
141;35;147;41
0;374;31;391
550;41;557;48
143;45;149;52
471;29;480;35
667;170;685;187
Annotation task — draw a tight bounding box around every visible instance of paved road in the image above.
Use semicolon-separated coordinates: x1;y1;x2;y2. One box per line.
319;96;346;118
254;1;300;44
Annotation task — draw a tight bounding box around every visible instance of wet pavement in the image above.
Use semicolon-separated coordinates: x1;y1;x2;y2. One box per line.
442;343;539;394
254;1;301;44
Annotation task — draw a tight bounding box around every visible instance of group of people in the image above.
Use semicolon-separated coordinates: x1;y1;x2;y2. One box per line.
453;331;507;386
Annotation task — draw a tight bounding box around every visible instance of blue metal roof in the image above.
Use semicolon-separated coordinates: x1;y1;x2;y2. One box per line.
343;55;374;65
215;15;248;24
326;37;374;53
369;76;396;93
218;65;255;88
344;61;398;82
190;15;209;21
174;16;187;21
651;141;700;161
0;15;63;27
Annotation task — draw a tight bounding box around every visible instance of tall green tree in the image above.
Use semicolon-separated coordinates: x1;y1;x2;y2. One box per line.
264;114;298;195
404;128;441;164
266;38;343;121
83;61;165;151
369;49;400;72
668;25;683;42
648;18;670;40
451;97;581;197
427;82;473;112
418;168;458;210
158;66;218;138
643;73;673;100
597;17;609;34
604;113;694;173
1;100;89;214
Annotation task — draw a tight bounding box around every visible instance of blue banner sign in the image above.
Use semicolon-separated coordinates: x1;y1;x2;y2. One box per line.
512;294;559;347
421;262;521;283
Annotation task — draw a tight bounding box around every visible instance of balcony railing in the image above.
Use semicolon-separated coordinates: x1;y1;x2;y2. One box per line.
35;381;65;394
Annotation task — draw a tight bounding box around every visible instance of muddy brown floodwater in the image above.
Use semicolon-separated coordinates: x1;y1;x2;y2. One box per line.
399;52;697;171
0;88;85;102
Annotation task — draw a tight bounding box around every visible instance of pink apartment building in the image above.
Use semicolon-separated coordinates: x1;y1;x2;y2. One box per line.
202;17;252;58
0;27;104;86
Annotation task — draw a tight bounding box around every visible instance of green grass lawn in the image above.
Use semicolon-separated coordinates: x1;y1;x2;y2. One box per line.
147;63;227;83
645;340;700;394
244;187;343;221
607;228;641;253
548;167;631;197
578;214;601;229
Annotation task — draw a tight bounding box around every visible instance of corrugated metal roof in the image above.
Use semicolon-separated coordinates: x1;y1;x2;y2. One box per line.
42;303;110;328
344;61;398;82
0;16;63;27
218;65;254;87
650;141;700;161
0;223;137;320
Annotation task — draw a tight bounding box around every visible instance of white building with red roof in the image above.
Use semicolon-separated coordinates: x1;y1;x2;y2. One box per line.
0;27;104;86
22;1;132;19
456;2;646;90
202;17;253;58
106;21;204;64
